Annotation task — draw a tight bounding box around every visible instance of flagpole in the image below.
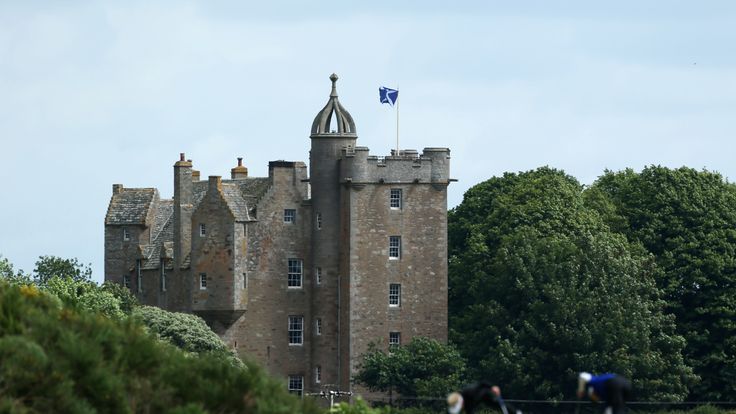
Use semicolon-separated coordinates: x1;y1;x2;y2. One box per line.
396;83;400;156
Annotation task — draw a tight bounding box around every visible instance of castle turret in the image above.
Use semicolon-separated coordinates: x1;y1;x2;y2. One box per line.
309;74;357;391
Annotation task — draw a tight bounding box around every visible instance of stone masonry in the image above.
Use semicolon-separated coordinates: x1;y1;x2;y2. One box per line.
104;74;451;400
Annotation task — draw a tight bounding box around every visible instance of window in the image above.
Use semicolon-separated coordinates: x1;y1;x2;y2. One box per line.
316;267;322;286
389;236;401;259
199;223;206;237
316;212;322;229
316;318;322;335
123;274;130;289
288;375;304;396
288;316;303;345
389;331;401;347
390;189;402;209
284;209;296;223
389;283;401;307
199;273;207;290
160;259;166;292
136;259;142;293
288;259;303;288
123;227;131;241
315;366;322;383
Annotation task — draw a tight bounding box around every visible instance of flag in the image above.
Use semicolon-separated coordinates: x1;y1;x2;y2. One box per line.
379;86;399;106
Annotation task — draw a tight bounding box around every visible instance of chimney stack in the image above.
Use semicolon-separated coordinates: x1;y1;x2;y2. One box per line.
112;184;123;195
231;157;249;180
174;153;193;270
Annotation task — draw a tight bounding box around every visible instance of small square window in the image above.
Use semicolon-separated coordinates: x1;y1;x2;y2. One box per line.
199;273;207;290
284;209;296;223
315;366;322;383
389;236;401;259
123;228;131;241
389;283;401;307
316;267;322;286
199;223;206;237
288;315;303;345
316;212;322;229
390;189;402;209
316;318;322;335
288;375;304;396
389;331;401;347
288;259;303;288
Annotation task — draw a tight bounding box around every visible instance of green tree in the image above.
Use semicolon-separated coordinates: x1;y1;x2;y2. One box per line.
0;254;32;284
33;255;93;285
586;166;736;400
448;167;694;401
354;337;466;405
43;276;128;319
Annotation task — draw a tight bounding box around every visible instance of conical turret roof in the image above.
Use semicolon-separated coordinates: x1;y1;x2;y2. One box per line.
311;74;357;136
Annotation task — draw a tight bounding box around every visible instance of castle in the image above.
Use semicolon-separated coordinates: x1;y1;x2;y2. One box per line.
104;74;451;398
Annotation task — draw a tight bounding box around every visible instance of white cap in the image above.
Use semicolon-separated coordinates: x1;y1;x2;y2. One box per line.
447;392;464;414
578;372;592;394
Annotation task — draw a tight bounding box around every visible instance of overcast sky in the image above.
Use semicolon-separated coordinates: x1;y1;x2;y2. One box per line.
1;1;735;282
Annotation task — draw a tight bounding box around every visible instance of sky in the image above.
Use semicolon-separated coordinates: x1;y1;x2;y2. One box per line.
1;1;735;283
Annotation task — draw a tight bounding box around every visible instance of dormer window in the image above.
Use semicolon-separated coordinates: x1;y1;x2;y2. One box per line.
123;228;131;241
199;223;206;237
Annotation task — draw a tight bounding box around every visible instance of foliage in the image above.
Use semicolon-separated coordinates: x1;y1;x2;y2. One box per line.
586;166;736;400
0;280;320;414
101;280;139;314
0;254;32;284
330;398;388;414
133;305;238;363
43;276;128;320
448;167;693;401
33;255;93;285
354;337;466;404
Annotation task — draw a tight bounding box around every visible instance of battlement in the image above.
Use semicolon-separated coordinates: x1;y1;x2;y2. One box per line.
340;146;450;185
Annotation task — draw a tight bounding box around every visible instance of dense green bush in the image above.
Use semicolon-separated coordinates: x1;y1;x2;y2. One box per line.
0;280;319;414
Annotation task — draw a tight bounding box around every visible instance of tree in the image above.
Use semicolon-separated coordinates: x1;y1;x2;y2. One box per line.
33;255;93;285
448;167;694;401
0;254;31;284
354;337;466;405
133;305;237;363
586;166;736;400
43;276;128;320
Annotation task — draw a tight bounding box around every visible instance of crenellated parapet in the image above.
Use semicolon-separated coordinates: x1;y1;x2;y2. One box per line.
340;146;451;187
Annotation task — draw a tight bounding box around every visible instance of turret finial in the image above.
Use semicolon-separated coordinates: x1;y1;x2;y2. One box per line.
330;73;338;97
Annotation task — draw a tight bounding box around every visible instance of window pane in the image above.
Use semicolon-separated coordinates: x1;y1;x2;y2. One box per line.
284;209;296;223
288;259;303;288
389;236;401;259
289;316;303;345
390;189;402;209
288;375;303;396
389;283;401;306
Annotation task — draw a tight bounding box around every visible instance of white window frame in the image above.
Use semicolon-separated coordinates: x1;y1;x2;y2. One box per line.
199;223;206;237
316;267;322;286
123;274;131;289
389;283;401;307
288;315;304;346
315;366;322;384
136;259;142;293
316;318;322;335
284;209;296;223
390;188;402;209
389;331;401;347
288;259;303;288
389;236;401;259
199;273;207;290
288;375;304;396
316;212;322;229
123;227;131;241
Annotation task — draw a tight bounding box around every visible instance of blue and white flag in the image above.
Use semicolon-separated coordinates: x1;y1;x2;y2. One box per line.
379;86;399;106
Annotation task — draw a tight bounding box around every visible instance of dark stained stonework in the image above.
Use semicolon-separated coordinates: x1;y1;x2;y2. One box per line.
104;75;451;401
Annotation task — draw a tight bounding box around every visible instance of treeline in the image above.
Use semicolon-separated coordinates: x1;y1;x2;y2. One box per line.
449;166;736;402
0;256;319;413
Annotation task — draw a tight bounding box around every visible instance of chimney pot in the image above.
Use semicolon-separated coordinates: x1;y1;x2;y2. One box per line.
180;153;185;161
238;157;243;166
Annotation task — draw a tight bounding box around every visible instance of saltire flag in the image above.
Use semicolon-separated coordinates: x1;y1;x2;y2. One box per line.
379;86;399;106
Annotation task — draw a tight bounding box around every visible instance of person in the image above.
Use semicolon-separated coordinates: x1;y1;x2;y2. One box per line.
447;382;522;414
577;372;632;414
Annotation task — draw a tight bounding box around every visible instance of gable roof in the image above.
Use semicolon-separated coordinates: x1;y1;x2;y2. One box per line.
105;188;157;225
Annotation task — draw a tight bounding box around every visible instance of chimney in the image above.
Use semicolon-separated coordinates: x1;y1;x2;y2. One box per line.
112;184;123;195
174;153;193;270
192;170;201;181
208;176;222;194
231;157;249;180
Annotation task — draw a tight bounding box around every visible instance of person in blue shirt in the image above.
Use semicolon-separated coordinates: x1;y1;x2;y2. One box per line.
577;372;632;414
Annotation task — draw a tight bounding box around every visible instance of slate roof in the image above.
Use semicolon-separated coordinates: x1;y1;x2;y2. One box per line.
105;188;157;225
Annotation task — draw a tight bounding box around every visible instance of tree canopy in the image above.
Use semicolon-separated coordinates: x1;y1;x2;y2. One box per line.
586;166;736;401
33;255;93;286
448;167;694;401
